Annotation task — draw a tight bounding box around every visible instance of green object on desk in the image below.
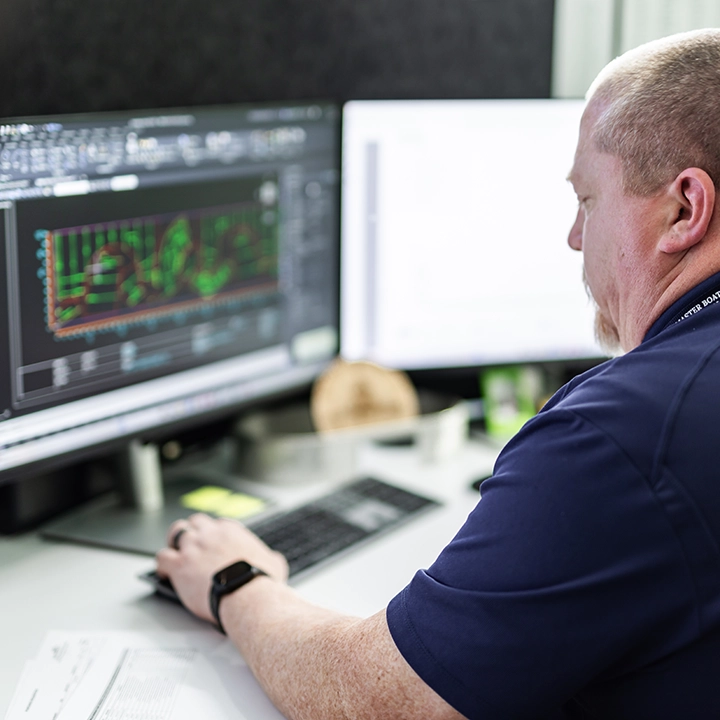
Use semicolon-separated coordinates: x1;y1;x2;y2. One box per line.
180;486;267;519
481;366;542;441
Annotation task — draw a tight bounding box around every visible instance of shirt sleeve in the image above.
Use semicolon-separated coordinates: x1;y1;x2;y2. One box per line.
386;407;694;720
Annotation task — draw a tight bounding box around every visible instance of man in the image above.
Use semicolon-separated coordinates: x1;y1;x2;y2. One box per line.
157;29;720;719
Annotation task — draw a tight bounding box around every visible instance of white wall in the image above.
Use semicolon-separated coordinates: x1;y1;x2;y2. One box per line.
553;0;720;98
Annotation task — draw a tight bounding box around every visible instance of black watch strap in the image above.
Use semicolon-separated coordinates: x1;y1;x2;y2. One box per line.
210;560;268;634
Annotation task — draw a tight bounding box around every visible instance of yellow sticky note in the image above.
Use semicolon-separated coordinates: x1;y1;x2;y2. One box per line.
180;486;266;519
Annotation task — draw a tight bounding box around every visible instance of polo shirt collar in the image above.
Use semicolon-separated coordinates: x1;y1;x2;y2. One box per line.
644;270;720;343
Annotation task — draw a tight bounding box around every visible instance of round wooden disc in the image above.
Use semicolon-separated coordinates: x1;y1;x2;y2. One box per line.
311;359;420;432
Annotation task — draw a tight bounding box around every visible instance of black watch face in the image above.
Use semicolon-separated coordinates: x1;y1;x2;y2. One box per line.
216;560;253;588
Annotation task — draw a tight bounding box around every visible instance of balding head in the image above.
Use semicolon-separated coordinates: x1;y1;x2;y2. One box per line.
586;29;720;196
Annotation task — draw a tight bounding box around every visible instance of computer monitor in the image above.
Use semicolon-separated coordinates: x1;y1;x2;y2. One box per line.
341;99;604;371
0;102;340;493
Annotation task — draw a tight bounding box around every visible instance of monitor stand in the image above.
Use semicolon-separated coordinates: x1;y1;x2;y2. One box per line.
41;438;251;556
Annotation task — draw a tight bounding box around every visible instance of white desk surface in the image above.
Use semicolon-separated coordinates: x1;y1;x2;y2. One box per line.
0;439;499;717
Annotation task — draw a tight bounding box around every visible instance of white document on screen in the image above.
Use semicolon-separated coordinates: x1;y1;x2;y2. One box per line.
4;631;285;720
341;99;602;369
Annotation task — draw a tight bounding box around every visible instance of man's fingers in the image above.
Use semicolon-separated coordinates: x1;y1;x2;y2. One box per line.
166;513;216;549
155;547;179;577
187;512;214;529
166;518;190;548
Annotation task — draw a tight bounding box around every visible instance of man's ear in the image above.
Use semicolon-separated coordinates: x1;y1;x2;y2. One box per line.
658;168;716;254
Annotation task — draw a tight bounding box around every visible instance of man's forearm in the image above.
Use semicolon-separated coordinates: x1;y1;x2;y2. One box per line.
221;577;358;720
219;577;464;720
156;514;464;719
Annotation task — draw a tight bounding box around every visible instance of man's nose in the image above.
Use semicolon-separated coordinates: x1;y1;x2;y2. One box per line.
568;207;583;251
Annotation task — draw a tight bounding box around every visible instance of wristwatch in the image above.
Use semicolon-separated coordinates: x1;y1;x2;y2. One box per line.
209;560;268;634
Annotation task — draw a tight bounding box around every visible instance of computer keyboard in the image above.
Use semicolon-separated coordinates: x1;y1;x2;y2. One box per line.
248;476;440;577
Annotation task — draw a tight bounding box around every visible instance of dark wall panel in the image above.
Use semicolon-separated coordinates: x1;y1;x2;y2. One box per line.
0;0;554;117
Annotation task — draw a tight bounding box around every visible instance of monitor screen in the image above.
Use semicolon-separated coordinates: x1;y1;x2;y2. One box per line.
0;102;340;482
341;99;603;370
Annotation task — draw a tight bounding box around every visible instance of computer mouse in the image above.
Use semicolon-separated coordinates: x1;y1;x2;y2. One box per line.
470;475;492;492
139;570;182;604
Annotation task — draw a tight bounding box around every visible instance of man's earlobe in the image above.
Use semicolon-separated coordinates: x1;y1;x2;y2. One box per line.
658;168;715;254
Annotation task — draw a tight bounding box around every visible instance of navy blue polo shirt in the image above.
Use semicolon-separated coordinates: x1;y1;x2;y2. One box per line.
387;272;720;720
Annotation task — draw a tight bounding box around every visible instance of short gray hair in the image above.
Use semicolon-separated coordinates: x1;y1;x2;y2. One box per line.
587;29;720;195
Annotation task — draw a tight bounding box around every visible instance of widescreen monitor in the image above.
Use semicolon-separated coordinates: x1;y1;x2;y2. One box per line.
0;102;340;486
341;99;604;370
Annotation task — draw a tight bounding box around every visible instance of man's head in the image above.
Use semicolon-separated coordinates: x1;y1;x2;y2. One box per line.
587;29;720;196
568;29;720;353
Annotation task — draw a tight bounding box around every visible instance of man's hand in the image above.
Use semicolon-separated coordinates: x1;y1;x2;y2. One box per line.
154;513;464;720
155;513;289;624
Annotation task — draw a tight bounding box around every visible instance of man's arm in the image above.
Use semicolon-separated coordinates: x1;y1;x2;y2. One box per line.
155;513;465;720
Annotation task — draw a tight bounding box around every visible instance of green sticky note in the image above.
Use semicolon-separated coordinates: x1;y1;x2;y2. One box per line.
180;485;266;519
